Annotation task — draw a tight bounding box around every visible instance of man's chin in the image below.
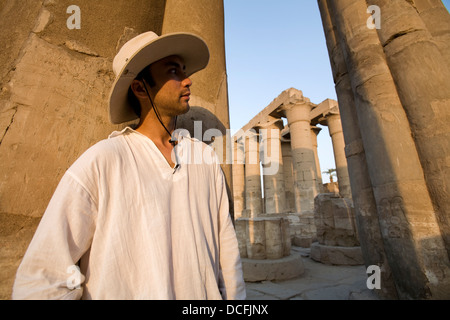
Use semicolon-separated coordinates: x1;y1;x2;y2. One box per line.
177;104;190;116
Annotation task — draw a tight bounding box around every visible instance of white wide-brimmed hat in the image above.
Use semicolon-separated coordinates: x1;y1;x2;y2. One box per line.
108;31;210;124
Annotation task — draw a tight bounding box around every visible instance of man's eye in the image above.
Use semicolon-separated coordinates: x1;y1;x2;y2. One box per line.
168;68;186;77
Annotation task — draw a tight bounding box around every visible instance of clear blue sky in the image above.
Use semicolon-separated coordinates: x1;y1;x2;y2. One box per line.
224;0;450;182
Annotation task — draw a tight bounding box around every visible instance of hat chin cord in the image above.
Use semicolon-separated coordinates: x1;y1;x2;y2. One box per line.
142;80;178;147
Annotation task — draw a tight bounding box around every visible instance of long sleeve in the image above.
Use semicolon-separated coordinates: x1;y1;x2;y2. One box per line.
216;166;246;300
12;172;97;300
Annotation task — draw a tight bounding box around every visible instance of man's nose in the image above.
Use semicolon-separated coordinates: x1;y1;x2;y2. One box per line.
182;76;192;87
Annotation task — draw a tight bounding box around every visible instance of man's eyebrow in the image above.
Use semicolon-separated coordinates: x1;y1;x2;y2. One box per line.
165;61;186;70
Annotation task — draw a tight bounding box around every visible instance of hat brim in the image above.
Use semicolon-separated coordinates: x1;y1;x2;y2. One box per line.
109;33;210;124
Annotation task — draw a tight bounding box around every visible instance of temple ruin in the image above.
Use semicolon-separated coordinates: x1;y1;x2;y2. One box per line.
232;89;363;282
1;0;450;300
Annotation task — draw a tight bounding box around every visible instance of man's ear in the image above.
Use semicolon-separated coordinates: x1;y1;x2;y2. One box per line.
130;79;148;100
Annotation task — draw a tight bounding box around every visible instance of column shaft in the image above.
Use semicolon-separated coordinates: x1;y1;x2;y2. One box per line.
283;100;318;213
259;120;287;214
244;131;263;217
232;138;245;219
326;113;351;198
281;141;295;212
318;0;398;299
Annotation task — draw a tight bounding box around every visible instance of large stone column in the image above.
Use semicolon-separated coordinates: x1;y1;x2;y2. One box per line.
232;137;245;219
0;0;166;300
372;0;450;259
161;0;234;215
326;111;351;198
258;119;287;214
244;130;263;217
318;0;398;299
328;0;450;299
281;97;318;213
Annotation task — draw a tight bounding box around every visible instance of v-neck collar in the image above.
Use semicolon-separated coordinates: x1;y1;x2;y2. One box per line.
110;127;190;171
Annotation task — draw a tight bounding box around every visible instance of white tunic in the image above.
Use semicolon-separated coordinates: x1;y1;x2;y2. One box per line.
12;127;246;300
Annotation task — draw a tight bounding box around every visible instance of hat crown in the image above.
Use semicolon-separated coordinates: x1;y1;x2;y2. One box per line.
113;31;159;76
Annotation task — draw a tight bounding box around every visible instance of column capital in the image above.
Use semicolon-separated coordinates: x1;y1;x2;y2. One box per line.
279;99;313;113
325;112;341;120
326;113;344;136
277;88;312;114
281;101;315;126
262;88;307;111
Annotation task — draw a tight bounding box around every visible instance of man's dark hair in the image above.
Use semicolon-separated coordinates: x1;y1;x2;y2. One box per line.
128;66;156;118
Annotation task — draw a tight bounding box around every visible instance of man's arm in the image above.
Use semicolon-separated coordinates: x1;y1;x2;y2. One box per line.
12;172;97;300
215;165;246;300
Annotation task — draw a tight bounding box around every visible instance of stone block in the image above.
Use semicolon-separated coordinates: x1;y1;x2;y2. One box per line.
314;193;359;247
310;242;364;266
246;219;266;260
234;219;248;258
236;216;291;260
299;223;316;234
265;219;284;259
242;253;305;282
293;236;313;248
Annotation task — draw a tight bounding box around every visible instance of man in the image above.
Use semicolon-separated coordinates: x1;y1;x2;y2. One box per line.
12;31;246;300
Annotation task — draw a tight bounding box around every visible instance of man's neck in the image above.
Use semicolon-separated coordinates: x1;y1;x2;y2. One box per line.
136;113;177;147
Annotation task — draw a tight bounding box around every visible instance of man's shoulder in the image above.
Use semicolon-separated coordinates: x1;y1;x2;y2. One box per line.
68;129;130;173
84;134;125;160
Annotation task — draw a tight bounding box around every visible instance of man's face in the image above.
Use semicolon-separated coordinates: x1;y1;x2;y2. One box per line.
147;55;192;117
